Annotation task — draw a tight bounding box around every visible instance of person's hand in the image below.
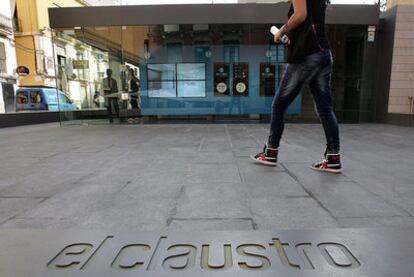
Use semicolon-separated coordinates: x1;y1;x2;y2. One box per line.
273;30;284;44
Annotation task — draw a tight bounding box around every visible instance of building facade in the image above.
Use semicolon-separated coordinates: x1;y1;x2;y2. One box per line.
13;0;110;111
376;0;414;126
47;3;380;124
0;0;17;113
388;0;414;7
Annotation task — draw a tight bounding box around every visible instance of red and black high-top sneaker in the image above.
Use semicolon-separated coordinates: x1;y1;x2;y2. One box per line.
311;153;342;174
251;144;278;166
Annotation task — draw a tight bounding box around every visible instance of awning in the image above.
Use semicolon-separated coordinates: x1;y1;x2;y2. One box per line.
49;3;380;28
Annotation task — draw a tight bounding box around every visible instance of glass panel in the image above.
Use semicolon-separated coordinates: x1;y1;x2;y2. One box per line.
16;91;28;104
148;64;176;82
30;91;42;104
177;81;206;98
177;63;206;97
177;63;205;81
53;26;124;124
49;23;374;123
148;64;176;98
148;81;176;98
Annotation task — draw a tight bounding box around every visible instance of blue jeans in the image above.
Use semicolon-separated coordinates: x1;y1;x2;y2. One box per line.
268;50;340;153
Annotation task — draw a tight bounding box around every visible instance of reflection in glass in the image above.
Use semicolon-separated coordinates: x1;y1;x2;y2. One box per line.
177;63;206;97
50;23;373;123
177;63;205;81
148;64;176;98
177;81;205;98
148;81;176;98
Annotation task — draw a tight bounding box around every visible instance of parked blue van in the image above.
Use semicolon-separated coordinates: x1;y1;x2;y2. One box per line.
16;87;78;112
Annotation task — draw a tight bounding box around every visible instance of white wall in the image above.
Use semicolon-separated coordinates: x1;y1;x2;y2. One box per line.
0;0;17;113
0;0;13;16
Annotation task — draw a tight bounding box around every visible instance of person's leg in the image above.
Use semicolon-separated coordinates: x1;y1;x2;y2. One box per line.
107;98;114;123
137;94;142;117
252;56;321;166
268;62;317;148
309;51;341;173
131;99;138;109
114;99;120;118
308;51;340;154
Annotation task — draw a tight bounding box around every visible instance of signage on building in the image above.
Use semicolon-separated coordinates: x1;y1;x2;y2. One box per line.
73;60;89;69
233;63;249;96
260;63;276;96
368;25;376;42
216;82;227;94
3;228;414;276
16;66;30;77
236;82;247;94
214;63;230;96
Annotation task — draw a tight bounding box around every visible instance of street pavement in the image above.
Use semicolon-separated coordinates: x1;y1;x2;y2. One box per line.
0;123;413;231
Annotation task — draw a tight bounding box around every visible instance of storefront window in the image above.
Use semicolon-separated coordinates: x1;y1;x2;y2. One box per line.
51;23;373;124
148;64;176;98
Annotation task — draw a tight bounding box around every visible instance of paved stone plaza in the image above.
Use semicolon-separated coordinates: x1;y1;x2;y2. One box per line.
0;123;413;231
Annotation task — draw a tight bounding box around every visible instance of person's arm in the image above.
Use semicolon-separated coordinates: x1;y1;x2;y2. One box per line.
274;0;307;43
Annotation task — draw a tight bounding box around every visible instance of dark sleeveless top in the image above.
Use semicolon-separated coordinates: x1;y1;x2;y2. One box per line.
288;0;330;50
130;78;139;93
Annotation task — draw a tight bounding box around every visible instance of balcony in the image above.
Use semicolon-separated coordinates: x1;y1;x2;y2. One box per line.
0;14;13;36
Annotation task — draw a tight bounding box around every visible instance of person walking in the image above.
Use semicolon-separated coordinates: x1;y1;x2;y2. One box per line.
128;68;140;111
251;0;341;173
102;69;119;123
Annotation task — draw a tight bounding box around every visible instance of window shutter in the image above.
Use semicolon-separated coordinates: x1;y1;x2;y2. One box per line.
0;42;7;73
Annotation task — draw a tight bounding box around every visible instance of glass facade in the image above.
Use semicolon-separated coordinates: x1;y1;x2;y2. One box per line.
52;23;376;124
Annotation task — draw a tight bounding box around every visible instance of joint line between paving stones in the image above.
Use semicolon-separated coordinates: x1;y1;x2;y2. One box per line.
224;124;235;149
0;196;46;199
169;217;257;228
0;168;101;225
242;125;262;145
118;181;132;192
340;173;414;218
166;185;186;227
198;137;206;152
0;197;49;226
279;162;340;224
336;215;413;220
236;163;258;230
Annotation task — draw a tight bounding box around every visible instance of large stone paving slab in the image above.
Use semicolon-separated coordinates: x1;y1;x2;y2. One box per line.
283;163;409;218
0;123;414;230
0;198;45;224
242;172;308;198
251;197;339;229
174;183;250;219
338;216;414;228
168;218;254;231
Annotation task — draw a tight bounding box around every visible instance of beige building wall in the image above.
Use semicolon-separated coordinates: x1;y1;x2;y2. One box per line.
388;0;414;8
387;4;414;114
36;0;86;30
15;0;88;87
87;26;149;61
